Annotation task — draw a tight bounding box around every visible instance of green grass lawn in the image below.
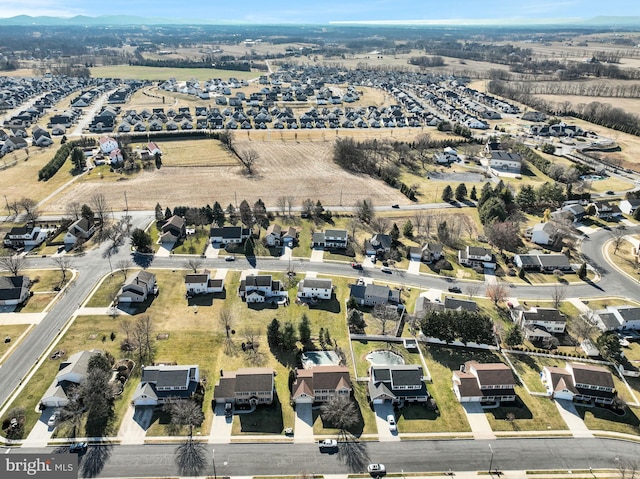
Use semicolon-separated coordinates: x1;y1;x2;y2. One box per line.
86;273;125;307
485;388;568;432
581;298;639;311
504;353;549;393
312;381;377;436
20;293;57;313
173;227;210;255
350;340;423;378
577;405;640;436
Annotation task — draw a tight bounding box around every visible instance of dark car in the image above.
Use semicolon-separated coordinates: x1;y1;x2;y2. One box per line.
69;442;87;454
391;204;400;209
351;262;363;269
448;286;462;293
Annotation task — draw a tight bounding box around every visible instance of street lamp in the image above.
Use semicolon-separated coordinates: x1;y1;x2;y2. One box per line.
488;444;494;475
212;448;217;479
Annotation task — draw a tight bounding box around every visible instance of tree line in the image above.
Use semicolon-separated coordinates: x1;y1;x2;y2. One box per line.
38;137;95;181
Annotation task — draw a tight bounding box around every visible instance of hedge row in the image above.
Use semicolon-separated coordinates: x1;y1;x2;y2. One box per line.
37;137;95;181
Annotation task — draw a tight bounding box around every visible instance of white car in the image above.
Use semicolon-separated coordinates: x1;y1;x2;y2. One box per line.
386;414;397;432
318;439;338;451
47;411;60;428
368;464;386;475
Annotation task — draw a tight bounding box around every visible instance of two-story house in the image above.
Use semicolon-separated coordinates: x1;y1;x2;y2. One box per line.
311;229;348;249
3;225;47;249
184;270;224;295
210;226;251;245
349;283;400;307
542;362;616;405
452;361;516;403
458;246;496;269
98;136;119;154
214;367;275;406
264;224;298;247
368;365;429;404
41;349;104;408
239;275;287;304
291;366;352;404
593;201;622;220
117;270;158;304
160;215;186;244
594;305;640;331
365;234;392;257
409;243;443;263
488;151;522;174
132;365;200;406
297;278;333;300
0;276;31;306
63;217;96;246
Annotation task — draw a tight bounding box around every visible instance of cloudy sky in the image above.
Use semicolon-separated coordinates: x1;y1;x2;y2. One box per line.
0;0;636;23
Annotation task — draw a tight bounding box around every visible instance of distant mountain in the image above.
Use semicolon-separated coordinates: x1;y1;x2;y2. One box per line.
0;14;638;27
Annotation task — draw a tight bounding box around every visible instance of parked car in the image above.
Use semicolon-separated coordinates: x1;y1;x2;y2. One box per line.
391;204;400;209
351;262;363;270
318;439;338;451
368;464;386;476
69;442;87;454
448;286;462;293
381;266;392;273
225;255;236;261
224;402;233;417
386;414;397;432
47;411;60;428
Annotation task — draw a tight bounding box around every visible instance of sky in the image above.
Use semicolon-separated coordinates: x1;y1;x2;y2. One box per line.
0;0;638;24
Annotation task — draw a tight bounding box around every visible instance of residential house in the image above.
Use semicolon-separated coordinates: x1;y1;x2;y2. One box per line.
184;270;224;295
514;307;567;344
213;367;275;405
365;233;392;257
349;283;400;307
409;243;443;263
488;151;522;174
291;366;352;404
1;136;28;154
116;270;158;304
132;365;200;406
444;297;478;313
297;278;333;300
458;246;496;269
210;226;251;245
593;201;622;220
452;361;517;403
40;349;103;408
63;217;96;245
541;362;616;405
311;229;348;249
160;215;186;244
594;305;640;331
434;147;458;165
238;275;287;303
514;253;572;273
3;225;47;249
368;365;429;404
620;198;640;215
0;276;31;306
525;222;558;246
264;224;298;247
98;136;119;154
414;296;445;317
147;142;162;157
551;204;585;224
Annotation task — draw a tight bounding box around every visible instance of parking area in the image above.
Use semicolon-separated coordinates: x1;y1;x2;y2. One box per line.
310;248;324;263
373;403;399;442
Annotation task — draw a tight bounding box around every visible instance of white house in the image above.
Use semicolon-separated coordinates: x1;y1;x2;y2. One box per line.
210;226;251;245
3;225;47;249
117;271;158;303
63;217;96;245
238;274;287;304
458;246;495;269
541;362;616;405
132;365;200;406
184;270;224;295
311;229;348;249
297;278;332;300
452;361;516;403
526;222;557;246
595;305;640;331
516;307;567;334
620;198;640;215
98;136;119;154
0;276;31;306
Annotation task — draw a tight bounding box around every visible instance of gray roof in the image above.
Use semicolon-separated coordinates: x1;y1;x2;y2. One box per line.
324;229;347;239
300;278;332;289
0;276;28;300
57;349;103;383
444;297;478;312
522;308;566;323
613;306;640;323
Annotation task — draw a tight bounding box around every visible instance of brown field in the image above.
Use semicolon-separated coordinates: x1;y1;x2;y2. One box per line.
42;138;409;212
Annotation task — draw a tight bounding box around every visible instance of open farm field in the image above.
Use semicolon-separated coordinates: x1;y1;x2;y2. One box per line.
90;65;258;82
41;138;407;213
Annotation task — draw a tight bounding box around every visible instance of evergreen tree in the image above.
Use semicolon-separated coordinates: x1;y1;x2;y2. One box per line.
314;200;324;218
470;185;478;201
299;314;311;345
81;204;94;223
390;223;400;243
402;220;414;238
253;199;269;229
441;185;454;202
226;204;239;225
267;318;282;349
244;236;255;257
212;201;225;227
516;184;537;213
455;183;467;202
504;324;523;347
282;322;297;352
577;262;588;280
318;328;325;347
155;203;164;222
239;200;254;228
71;146;86;171
478;182;494;208
164;207;173;220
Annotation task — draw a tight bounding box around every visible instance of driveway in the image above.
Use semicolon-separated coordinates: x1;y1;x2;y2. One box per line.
118;405;153;445
310;248;324;263
280;244;293;262
209;403;234;444
293;403;315;444
155;242;174;257
407;259;421;276
484;268;497;285
461;402;496;440
205;243;220;259
373;402;399;441
554;399;593;438
22;408;57;447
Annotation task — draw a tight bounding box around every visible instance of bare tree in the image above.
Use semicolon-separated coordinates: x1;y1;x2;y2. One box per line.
486;283;509;305
372;304;399;335
7;200;20;218
551;284;567;309
183;258;203;273
132;315;155;367
66;201;82;220
0;253;25;276
369;216;389;234
90;193;109;230
461;214;477;240
164;399;204;438
238;148;259;174
611;226;627;254
466;285;481;299
219;308;234;353
276;196;287;217
320;395;359;442
53;256;73;284
348;217;360;241
413;211;424;237
19;197;38;223
286;196;295;217
116;259;132;280
243;327;263;365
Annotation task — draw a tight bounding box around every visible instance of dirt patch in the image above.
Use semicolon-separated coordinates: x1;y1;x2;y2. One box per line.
42;139;407;212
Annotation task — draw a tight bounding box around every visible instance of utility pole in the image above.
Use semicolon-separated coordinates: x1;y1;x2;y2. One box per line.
211;448;217;479
488;444;494;475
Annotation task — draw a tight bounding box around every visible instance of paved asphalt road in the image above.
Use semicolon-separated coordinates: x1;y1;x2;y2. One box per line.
18;438;640;477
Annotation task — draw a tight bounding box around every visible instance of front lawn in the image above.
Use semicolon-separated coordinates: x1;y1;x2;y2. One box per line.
312;381;376;436
86;274;124;307
484;387;567;432
577;404;640;436
0;324;30;363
